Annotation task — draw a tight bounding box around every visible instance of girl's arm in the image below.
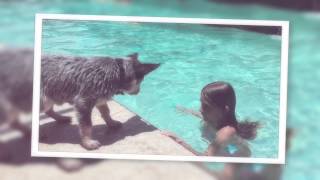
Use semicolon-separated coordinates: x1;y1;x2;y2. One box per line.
206;141;223;156
176;105;203;119
161;131;203;156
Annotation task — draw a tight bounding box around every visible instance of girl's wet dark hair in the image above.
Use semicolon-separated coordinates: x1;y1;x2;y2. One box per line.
200;81;259;140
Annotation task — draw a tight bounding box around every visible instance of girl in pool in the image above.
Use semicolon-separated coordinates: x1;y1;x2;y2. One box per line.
216;128;294;180
163;81;260;157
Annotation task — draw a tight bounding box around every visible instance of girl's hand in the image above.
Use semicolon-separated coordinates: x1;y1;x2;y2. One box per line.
161;131;180;142
176;105;187;114
161;130;201;156
161;131;176;137
176;105;203;119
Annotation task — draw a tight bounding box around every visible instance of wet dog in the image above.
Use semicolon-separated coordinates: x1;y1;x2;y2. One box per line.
41;52;160;150
0;47;100;170
0;48;34;136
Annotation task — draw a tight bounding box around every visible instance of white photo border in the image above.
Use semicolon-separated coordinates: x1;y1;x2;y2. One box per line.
32;14;289;164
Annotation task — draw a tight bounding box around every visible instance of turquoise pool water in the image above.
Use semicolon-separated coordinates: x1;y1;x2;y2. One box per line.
41;20;281;159
0;0;319;179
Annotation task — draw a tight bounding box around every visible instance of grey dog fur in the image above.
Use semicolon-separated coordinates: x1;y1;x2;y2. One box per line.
0;48;34;114
0;47;159;150
0;47;98;170
0;48;34;134
41;50;160;150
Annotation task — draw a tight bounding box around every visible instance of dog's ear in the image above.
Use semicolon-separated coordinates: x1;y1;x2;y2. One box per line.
127;53;138;60
138;63;160;76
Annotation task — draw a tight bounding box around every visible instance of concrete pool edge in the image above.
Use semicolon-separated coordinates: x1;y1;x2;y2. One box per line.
38;100;197;156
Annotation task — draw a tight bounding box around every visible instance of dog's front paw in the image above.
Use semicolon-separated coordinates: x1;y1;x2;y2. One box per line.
107;120;122;129
56;158;84;172
81;139;101;150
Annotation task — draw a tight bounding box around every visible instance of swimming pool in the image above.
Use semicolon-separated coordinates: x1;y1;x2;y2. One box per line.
0;0;319;179
41;19;281;159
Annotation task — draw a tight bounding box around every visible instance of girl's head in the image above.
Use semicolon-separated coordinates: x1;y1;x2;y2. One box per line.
200;81;259;140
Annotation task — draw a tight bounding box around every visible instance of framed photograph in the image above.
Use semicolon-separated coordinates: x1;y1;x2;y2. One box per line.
32;14;288;164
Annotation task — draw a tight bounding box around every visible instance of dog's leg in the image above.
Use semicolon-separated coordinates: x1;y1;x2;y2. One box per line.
45;107;72;124
0;143;12;161
3;105;31;137
96;103;122;129
10;119;31;137
74;97;100;150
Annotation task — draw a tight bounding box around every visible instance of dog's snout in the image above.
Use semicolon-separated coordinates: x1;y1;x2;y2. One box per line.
124;83;140;95
128;87;140;95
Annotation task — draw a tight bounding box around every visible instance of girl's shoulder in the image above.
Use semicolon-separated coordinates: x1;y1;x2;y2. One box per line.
215;126;237;144
218;126;237;134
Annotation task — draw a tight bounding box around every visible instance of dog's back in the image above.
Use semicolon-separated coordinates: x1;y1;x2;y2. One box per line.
41;55;123;105
0;48;34;117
